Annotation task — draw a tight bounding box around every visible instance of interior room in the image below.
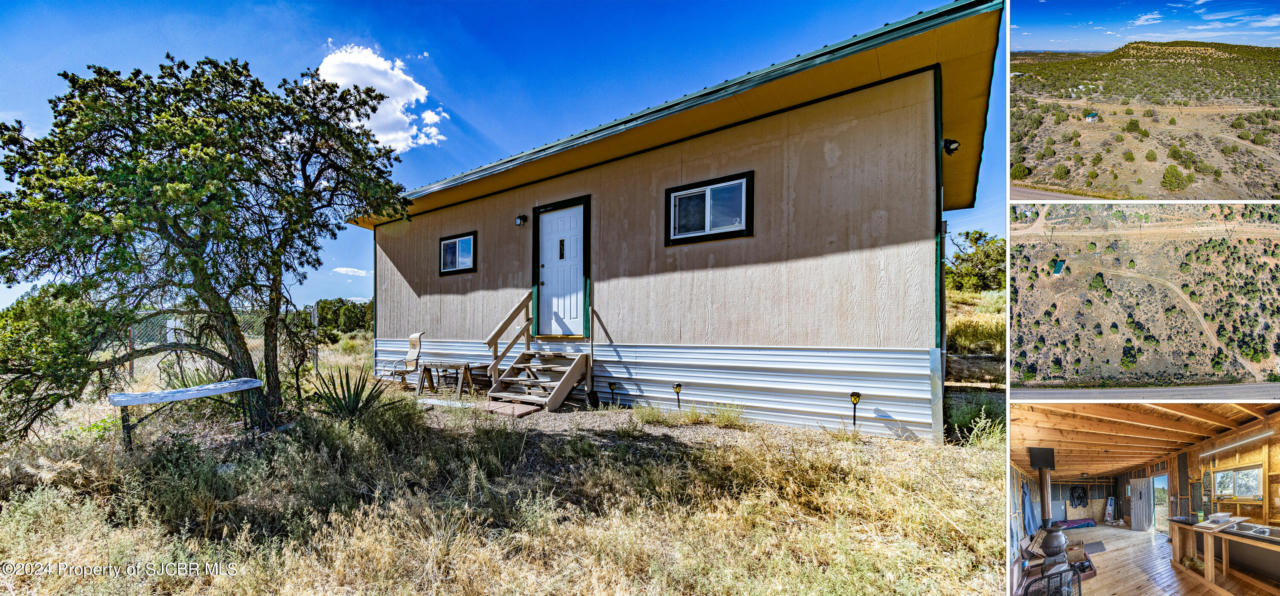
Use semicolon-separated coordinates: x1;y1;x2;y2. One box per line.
1009;403;1280;595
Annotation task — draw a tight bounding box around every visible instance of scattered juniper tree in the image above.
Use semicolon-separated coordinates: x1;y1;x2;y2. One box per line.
0;56;407;439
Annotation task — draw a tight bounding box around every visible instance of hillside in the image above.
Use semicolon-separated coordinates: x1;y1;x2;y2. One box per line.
1010;41;1280;200
1011;41;1280;105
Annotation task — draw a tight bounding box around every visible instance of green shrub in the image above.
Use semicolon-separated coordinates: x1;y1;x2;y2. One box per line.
1161;164;1189;191
310;367;399;426
1145;149;1156;161
1053;164;1069;180
1011;163;1031;180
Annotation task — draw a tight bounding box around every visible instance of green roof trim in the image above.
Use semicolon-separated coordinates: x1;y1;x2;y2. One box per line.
402;0;1003;202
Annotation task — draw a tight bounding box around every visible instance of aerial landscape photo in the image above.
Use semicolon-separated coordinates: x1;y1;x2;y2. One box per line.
1010;203;1280;398
1009;0;1280;200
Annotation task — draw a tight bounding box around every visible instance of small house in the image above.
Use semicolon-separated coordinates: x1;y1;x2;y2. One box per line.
1052;259;1066;275
1009;403;1280;594
1085;112;1099;123
355;0;1003;440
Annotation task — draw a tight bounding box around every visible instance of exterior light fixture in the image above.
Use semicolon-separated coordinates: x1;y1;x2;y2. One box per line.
673;383;682;409
849;391;861;428
942;139;961;155
515;214;529;227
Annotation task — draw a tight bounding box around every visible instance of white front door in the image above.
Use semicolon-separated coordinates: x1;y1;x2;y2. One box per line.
538;204;584;336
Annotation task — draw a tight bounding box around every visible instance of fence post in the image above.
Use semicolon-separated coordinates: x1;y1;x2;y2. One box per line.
120;406;134;452
310;306;319;372
128;328;135;381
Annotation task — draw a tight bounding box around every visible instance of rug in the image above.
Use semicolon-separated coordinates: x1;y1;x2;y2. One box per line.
1082;541;1106;555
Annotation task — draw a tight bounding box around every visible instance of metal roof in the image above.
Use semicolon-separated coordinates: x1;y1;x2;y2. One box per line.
362;0;1003;227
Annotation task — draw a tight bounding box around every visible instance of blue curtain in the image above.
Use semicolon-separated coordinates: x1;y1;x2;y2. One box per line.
1022;481;1039;536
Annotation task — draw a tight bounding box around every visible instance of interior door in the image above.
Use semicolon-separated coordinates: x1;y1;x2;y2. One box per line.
1131;478;1154;531
537;204;584;336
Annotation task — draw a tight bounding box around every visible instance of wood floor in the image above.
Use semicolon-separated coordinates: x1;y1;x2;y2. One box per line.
1064;525;1267;595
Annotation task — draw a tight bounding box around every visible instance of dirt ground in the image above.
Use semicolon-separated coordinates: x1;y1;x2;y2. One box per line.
1010;204;1280;387
1012;96;1280;200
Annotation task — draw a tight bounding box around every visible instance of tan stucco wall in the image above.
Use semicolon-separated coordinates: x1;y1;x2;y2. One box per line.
375;71;937;348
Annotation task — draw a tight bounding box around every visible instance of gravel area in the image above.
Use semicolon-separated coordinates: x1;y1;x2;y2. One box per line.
412;394;864;452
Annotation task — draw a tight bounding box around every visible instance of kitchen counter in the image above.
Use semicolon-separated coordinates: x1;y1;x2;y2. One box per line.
1169;517;1280;594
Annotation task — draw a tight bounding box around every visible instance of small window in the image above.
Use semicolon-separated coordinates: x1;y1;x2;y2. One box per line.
1214;470;1235;498
1217;467;1262;500
664;171;753;246
440;231;476;275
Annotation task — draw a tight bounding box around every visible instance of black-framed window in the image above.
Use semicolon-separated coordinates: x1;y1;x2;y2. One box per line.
664;171;754;246
439;231;477;275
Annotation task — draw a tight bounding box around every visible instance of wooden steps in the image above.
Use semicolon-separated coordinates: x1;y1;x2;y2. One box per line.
482;401;543;418
487;350;590;413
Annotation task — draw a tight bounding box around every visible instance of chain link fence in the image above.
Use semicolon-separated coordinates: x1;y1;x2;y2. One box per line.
118;301;371;394
120;310;302;393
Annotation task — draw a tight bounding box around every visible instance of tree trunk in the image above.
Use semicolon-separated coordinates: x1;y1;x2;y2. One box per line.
262;271;283;412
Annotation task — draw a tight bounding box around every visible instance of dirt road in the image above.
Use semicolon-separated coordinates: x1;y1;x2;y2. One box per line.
1010;185;1103;202
1012;383;1280;400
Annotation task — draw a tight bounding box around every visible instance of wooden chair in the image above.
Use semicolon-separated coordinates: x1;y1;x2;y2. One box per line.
379;332;423;387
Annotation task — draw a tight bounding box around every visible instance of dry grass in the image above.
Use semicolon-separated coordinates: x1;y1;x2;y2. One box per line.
632;404;749;430
0;333;1005;594
947;290;1007;356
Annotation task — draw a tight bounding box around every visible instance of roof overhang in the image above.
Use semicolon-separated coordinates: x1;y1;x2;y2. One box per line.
356;0;1003;229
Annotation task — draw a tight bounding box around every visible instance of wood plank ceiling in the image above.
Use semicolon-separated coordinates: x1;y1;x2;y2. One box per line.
1010;403;1280;479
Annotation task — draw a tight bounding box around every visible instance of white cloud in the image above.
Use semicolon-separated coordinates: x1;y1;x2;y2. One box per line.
1249;14;1280;27
333;267;369;277
1202;10;1245;20
318;44;446;152
1093;26;1105;29
1011;24;1019;28
1193;0;1211;4
1131;11;1163;25
347;297;371;303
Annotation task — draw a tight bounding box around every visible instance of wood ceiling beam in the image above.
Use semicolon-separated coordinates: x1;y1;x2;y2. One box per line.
1013;439;1182;455
1011;427;1189;449
1013;409;1206;442
1229;403;1271;419
1028;403;1216;436
1142;404;1239;429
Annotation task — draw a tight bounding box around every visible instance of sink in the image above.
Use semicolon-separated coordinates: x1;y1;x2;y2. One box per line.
1228;522;1280;541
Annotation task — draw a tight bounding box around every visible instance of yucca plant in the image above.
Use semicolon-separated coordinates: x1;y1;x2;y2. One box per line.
310;367;399;425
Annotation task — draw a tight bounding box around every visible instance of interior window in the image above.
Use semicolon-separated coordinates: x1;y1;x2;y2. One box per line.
1234;467;1262;499
1214;470;1234;497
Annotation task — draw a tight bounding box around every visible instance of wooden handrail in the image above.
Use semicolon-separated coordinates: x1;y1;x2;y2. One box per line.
486;290;534;380
491;319;532;378
486;290;533;347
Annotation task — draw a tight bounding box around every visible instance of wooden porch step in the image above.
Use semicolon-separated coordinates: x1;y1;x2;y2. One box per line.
508;378;558;388
529;351;576;359
482;401;543;418
489;391;550;405
513;363;571;372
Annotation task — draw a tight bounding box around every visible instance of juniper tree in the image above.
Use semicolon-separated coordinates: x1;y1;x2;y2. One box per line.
0;56;406;438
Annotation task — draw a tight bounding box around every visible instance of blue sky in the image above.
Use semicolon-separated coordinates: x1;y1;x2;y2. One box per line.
0;1;1006;309
1012;0;1280;51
